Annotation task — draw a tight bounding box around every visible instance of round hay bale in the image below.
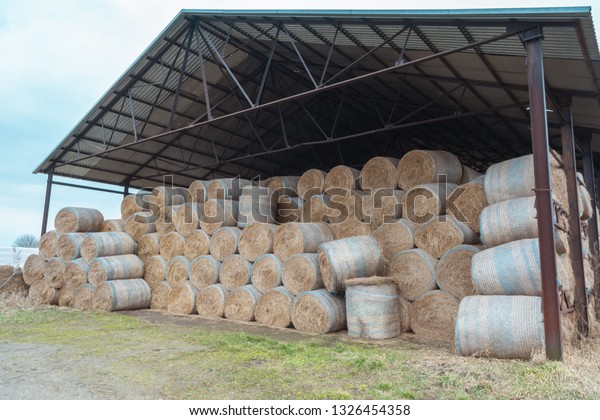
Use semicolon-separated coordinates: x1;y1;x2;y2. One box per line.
579;183;593;221
137;232;162;262
125;213;157;242
455;295;544;359
81;232;137;262
397;150;463;191
209;227;242;261
403;183;459;225
166;256;190;289
159;231;186;261
255;286;294;328
359;156;399;191
56;233;86;261
219;254;252;290
251;254;283;293
224;284;263;321
371;219;415;261
292;289;346;334
197;283;229;318
143;255;167;289
302;194;331;223
413;215;478;259
54;207;104;234
409;290;459;341
44;257;66;289
88;255;144;287
446;176;486;233
298;169;327;199
28;280;58;306
121;193;151;219
282;253;322;296
559;253;576;307
0;266;27;298
207;178;252;200
324;165;361;192
199;199;239;235
63;259;90;289
318;235;384;293
57;287;75;307
101;219;126;232
327;190;367;224
363;189;405;227
386;249;438;301
39;230;60;258
435;245;480;300
329;216;374;240
150;281;172;310
273;223;333;261
71;284;95;310
23;254;46;286
151;186;189;207
156;205;183;235
265;176;300;198
189;180;210;203
345;277;401;339
167;281;198;314
190;255;221;289
276;195;304;224
398;296;412;333
460;165;482;184
94;279;151;311
184;229;210;260
238;223;277;262
174;203;203;237
238;186;276;227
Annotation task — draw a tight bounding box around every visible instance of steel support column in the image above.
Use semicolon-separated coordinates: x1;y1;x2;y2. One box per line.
40;171;54;237
524;26;563;360
582;138;600;319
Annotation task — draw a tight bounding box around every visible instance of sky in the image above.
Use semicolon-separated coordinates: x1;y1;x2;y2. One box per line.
0;0;598;245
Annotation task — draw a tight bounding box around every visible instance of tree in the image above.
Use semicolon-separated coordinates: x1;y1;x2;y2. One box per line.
12;234;39;248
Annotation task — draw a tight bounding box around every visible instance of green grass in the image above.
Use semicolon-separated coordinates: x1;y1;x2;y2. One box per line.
1;306;599;400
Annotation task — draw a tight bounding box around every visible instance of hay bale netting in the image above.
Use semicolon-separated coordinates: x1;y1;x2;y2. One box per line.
397;150;463;191
273;222;333;261
298;169;327;199
39;230;60;258
224;284;263;321
196;283;229;318
446;176;486;233
81;232;137;262
460;165;482;184
238;186;276;227
409;290;459;341
184;229;210;260
150;281;172;310
303;194;331;223
327;190;368;224
219;255;252;290
209;227;242;261
71;284;95;310
329;216;374;240
324;165;361;192
63;258;90;289
276;195;304;224
292;289;346;334
125;212;157;242
255;286;294;328
435;245;480;300
207;178;252;200
94;279;151;311
359;157;399;191
398;296;412;333
371;219;415;261
28;280;58;306
23;254;46;286
265;176;300;198
167;281;198;314
101;219;126;232
455;295;544;359
121;193;151;219
44;257;66;289
318;235;384;293
151;186;189;207
282;253;322;295
57;287;75;307
386;249;438;301
54;207;104;234
159;231;186;261
413;216;478;259
189;255;221;289
363;189;405;227
189;180;210;204
88;255;144;287
403;183;459;224
137;232;162;262
0;266;28;298
143;255;167;289
345;277;401;340
199;199;239;235
238;223;277;262
174;203;203;237
251;254;283;293
56;233;86;261
165;256;190;289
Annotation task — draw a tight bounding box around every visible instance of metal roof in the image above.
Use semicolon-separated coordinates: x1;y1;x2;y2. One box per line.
35;8;600;189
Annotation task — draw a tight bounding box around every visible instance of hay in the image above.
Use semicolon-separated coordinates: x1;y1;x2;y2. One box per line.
190;255;221;289
156;205;183;235
318;235;384;293
137;232;162;262
39;231;60;258
28;281;58;306
184;229;210;260
302;194;331;223
167;281;198;314
238;185;276;227
209;227;242;261
54;207;104;234
386;249;438;301
166;256;190;289
196;283;229;318
224;284;263;321
327;190;367;224
371;219;415;261
174;203;203;236
238;223;277;262
0;266;27;298
101;219;126;232
359;156;399;190
71;284;96;310
219;254;252;290
282;253;322;296
143;255;168;289
63;259;90;289
329;216;374;240
251;254;283;293
81;232;137;262
199;199;239;235
273;222;333;261
88;254;144;287
276;195;304;224
125;212;157;242
159;231;186;260
413;215;478;259
93;279;151;311
265;176;300;198
44;257;66;289
398;296;412;333
57;287;75;307
292;289;346;334
207;178;252;200
120;193;151;219
189;180;210;203
409;290;459;342
446;176;486;233
324;165;360;192
23;254;46;286
255;286;294;328
151;186;190;207
298;169;327;199
363;189;405;227
435;245;480;300
403;183;459;224
559;253;576;307
460;165;482;184
397;150;462;191
56;233;86;261
150;281;172;310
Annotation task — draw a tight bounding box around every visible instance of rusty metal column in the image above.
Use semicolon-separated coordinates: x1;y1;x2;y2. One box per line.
524;26;563;360
582;138;600;319
40;170;54;237
559;100;588;336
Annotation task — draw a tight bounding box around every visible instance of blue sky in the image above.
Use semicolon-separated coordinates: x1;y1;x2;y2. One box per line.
0;0;597;245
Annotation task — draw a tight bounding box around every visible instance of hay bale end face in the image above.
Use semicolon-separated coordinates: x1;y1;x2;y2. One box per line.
189;180;210;204
224;285;262;321
189;255;221;290
0;266;28;298
151;281;172;310
409;290;460;342
143;255;167;288
324;165;360;192
63;259;90;289
174;203;203;237
56;233;86;261
273;222;333;261
251;254;283;293
137;232;162;262
371;219;415;261
167;282;198;315
446;176;486;233
359;156;399;191
435;245;480;300
160;232;186;261
397;150;463;191
44;257;66;289
200;199;239;235
184;230;210;260
298;169;327;199
72;284;96;310
219;255;252;290
386;249;438;301
255;286;294;328
23;255;46;286
197;284;229;318
165;256;190;289
282;253;322;296
403;183;459;225
413;216;478;259
265;176;300;198
39;231;60;258
292;289;346;334
209;227;242;261
238;223;277;262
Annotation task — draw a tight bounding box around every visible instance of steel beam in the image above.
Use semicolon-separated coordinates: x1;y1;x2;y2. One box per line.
40;171;53;237
52;181;126;195
583;138;600;319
